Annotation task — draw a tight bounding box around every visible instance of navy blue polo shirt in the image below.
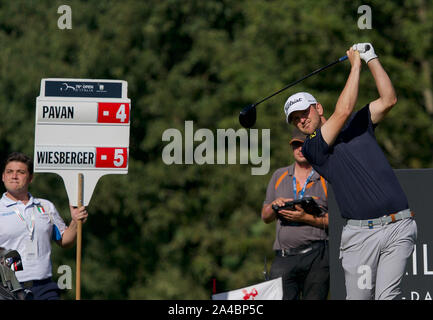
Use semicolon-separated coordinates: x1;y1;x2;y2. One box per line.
302;104;409;220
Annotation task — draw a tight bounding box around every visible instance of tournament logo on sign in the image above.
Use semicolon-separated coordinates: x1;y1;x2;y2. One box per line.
44;81;122;98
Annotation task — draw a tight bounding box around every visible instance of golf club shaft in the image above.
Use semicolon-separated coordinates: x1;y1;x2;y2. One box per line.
253;55;348;107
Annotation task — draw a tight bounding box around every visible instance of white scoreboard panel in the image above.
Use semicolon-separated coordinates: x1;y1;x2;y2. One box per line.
34;78;131;206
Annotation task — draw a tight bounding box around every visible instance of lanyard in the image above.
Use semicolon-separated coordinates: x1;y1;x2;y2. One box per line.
292;169;314;200
14;206;35;240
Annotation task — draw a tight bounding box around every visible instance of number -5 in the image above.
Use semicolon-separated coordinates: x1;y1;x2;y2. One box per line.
114;149;124;167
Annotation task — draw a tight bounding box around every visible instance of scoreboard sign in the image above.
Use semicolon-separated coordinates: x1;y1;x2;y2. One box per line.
34;78;131;206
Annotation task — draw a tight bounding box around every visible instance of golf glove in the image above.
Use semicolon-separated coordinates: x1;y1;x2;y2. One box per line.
352;43;378;63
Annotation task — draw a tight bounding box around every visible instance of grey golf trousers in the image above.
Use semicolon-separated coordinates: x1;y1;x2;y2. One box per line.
339;217;417;300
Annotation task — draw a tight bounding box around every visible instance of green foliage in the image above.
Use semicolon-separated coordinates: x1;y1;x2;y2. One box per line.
0;0;431;299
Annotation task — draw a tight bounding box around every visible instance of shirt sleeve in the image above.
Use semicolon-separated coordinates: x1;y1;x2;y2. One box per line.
41;200;67;238
263;172;278;205
364;103;378;132
52;225;62;241
50;205;67;236
302;128;330;167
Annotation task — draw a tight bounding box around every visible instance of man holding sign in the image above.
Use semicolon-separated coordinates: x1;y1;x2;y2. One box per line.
0;152;88;300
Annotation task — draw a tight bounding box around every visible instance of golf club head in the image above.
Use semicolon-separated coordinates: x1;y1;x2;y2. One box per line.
239;104;257;128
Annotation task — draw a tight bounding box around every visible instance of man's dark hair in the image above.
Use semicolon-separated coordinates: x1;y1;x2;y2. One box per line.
3;152;33;175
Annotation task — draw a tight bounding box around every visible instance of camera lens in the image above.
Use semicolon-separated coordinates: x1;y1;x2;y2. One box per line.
5;257;23;271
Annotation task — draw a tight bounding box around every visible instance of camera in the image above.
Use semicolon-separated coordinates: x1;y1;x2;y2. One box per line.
0;247;32;300
0;249;23;272
272;197;323;217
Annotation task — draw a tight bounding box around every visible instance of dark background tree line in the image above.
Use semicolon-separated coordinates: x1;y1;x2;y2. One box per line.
0;0;431;299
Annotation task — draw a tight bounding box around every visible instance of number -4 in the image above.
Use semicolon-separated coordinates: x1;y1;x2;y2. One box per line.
114;149;124;167
116;104;127;122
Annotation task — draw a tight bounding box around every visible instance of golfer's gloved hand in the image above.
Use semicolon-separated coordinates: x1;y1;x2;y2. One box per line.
352;43;378;63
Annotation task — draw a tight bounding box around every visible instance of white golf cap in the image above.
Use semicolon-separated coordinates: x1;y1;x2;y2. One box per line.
284;92;317;123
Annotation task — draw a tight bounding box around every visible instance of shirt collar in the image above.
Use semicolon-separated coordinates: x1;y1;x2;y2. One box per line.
1;192;39;207
287;163;320;181
287;164;295;176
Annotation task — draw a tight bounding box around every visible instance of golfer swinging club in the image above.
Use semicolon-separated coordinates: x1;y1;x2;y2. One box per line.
284;43;417;300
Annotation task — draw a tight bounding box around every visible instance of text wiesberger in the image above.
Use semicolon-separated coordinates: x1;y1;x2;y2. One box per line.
162;121;270;175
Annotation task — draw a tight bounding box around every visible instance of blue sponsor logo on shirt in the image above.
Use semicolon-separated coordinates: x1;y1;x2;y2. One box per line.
1;211;16;217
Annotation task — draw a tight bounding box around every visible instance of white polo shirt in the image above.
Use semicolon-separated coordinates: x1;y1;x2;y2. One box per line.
0;193;67;282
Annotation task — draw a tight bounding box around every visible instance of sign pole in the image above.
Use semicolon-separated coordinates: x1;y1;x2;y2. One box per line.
76;173;84;300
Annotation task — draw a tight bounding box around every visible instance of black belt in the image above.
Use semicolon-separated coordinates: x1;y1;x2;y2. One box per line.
20;278;52;289
275;241;326;257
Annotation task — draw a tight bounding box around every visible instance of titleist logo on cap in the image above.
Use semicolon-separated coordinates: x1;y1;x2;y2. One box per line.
287;98;302;108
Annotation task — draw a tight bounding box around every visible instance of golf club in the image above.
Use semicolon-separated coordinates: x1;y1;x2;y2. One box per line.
239;55;349;128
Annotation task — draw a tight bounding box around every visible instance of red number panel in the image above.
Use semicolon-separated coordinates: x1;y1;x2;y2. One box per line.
97;103;130;123
95;147;128;168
